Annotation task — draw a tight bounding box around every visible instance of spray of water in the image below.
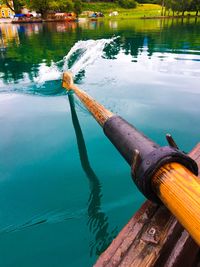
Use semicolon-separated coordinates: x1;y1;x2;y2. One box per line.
63;39;114;75
0;37;116;96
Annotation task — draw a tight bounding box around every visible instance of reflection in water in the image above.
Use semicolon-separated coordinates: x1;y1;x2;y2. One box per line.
68;92;117;256
109;20;118;29
103;37;121;59
0;24;19;53
0;19;200;93
0;37;115;95
0;18;199;267
0;29;6;55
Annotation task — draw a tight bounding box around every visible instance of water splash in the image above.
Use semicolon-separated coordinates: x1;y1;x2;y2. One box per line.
33;62;61;84
0;37;116;96
63;38;115;76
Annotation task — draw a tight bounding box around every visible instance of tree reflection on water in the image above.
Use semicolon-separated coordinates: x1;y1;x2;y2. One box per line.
0;18;200;85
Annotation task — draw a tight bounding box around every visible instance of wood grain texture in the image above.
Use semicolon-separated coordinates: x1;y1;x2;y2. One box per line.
152;162;200;246
62;72;113;126
95;144;200;267
71;84;113;126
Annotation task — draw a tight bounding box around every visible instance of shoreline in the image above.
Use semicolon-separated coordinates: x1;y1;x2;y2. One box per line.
0;15;199;24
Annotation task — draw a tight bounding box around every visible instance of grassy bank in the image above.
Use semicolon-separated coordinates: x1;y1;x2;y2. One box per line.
81;3;197;19
82;3;161;19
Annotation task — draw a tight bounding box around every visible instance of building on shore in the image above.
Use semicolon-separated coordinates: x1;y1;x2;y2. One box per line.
0;1;15;18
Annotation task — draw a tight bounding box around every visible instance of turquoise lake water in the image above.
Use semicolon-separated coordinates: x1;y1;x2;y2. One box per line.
0;18;200;266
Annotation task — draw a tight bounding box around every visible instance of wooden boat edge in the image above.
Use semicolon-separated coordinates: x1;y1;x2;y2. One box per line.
94;143;200;267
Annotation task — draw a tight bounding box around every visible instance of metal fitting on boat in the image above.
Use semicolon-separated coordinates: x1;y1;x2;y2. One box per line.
103;116;198;203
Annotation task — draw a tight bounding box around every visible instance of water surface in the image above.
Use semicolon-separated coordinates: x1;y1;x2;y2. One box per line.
0;18;200;266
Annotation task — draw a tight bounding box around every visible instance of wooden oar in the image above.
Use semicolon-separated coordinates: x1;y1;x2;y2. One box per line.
62;71;200;245
62;72;113;126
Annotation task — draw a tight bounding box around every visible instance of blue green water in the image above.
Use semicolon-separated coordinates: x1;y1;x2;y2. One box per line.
0;18;200;266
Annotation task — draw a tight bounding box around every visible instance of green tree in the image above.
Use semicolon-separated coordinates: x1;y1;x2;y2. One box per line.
28;0;52;18
170;0;180;16
189;0;200;16
164;0;177;16
118;0;137;8
2;0;26;13
160;0;165;16
28;0;74;17
49;0;73;12
180;0;192;16
74;0;82;18
164;0;193;16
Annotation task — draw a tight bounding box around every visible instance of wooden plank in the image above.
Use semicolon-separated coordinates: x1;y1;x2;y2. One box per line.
94;143;200;267
160;231;198;267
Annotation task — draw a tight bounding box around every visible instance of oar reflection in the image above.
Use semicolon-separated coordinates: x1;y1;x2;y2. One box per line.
68;92;117;256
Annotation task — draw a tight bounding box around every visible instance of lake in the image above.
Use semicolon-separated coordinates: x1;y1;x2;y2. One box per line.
0;18;200;266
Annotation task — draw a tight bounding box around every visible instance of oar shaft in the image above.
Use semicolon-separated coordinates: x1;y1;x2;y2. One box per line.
62;72;200;245
153;163;200;245
71;84;113;126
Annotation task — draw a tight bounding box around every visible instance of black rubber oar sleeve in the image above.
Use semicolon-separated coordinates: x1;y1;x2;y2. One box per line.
103;116;198;203
103;116;159;165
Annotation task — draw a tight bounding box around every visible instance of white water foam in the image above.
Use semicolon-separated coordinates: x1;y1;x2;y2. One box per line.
63;38;114;75
33;62;61;84
0;37;115;95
